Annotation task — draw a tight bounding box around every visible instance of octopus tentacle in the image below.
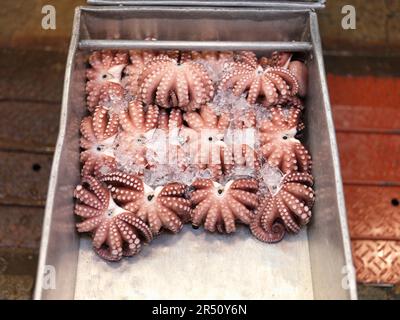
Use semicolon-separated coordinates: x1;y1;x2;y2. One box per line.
76;216;104;233
250;196;285;243
115;219;142;257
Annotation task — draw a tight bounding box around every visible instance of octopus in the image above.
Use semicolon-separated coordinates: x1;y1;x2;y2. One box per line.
86;50;128;112
191;178;259;233
116;99;169;169
138;54;214;111
74;176;153;261
219;51;299;106
250;172;314;243
80;106;119;177
182;104;234;179
259;107;311;173
100;171;191;235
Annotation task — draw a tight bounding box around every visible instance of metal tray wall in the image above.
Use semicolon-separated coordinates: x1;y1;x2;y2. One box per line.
34;7;356;300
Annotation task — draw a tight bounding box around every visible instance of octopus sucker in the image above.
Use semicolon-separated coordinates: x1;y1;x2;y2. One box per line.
250;172;314;243
191;178;259;233
100;171;191;235
74;176;152;261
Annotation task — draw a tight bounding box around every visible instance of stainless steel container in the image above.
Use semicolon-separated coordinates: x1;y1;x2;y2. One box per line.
34;0;357;300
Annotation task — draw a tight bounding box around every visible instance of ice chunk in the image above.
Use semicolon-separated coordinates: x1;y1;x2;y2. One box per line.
255;103;272;127
145;129;168;166
113;133;146;174
228;165;257;180
259;164;284;196
194;58;230;84
143;166;171;187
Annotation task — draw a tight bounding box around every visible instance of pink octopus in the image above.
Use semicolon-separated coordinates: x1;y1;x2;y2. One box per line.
86;50;128;112
219;51;299;106
138;55;214;111
259;107;311;173
74;176;153;261
191;178;259;233
250;172;314;243
100;171;191;235
80;106;119;177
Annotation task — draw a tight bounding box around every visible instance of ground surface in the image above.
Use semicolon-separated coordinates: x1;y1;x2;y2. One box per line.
0;48;399;300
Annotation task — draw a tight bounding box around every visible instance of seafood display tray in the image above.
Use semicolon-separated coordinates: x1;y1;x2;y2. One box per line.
34;3;357;300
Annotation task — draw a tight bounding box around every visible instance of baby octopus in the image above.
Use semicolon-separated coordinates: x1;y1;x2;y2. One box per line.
138;55;214;111
219;51;299;107
74;176;153;261
100;171;191;236
191;178;259;233
250;172;315;243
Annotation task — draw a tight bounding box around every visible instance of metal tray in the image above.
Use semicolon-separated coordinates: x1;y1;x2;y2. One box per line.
34;5;357;300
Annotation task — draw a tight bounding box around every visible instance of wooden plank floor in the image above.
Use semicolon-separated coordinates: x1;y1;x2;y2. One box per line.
0;48;399;299
0;48;63;299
